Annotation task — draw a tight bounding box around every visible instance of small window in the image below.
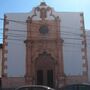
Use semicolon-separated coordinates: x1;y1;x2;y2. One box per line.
39;25;49;34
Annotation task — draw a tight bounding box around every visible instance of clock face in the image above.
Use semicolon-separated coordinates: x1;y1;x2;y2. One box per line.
39;25;48;34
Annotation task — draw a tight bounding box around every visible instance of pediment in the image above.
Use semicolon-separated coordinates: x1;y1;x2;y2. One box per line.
28;2;60;21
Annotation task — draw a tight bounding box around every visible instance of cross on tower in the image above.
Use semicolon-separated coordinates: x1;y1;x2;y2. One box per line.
41;0;45;2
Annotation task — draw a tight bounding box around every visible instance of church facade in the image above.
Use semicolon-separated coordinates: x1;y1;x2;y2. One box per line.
2;2;88;88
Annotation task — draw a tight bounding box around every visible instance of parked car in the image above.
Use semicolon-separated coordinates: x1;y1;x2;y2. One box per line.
58;84;90;90
15;85;55;90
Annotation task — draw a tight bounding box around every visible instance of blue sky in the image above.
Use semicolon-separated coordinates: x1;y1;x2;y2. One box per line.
0;0;90;42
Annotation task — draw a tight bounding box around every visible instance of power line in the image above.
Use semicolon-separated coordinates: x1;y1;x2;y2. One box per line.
1;32;90;41
0;33;84;41
0;17;89;45
0;18;89;52
0;38;83;46
0;17;26;24
0;35;84;45
0;28;82;36
0;33;89;47
0;28;90;38
0;30;90;42
0;17;90;37
0;17;90;31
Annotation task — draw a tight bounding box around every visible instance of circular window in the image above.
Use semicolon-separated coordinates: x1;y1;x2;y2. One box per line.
39;25;48;34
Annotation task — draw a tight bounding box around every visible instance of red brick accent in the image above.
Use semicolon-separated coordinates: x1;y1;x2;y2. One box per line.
80;13;88;81
2;14;8;78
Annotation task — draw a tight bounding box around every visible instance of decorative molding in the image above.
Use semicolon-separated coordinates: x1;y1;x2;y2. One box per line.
4;65;8;69
25;11;65;86
80;13;83;17
4;57;7;61
81;48;85;52
82;56;86;59
4;49;8;54
80;12;88;80
4;14;9;25
30;3;59;21
2;14;9;78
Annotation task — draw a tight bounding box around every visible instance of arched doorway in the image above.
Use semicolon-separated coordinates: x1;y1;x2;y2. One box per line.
35;52;56;88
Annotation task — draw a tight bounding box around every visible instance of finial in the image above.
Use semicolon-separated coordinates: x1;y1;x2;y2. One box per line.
41;0;44;2
41;0;45;2
40;0;46;6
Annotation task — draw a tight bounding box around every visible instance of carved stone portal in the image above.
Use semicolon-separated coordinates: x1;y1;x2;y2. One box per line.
25;2;65;88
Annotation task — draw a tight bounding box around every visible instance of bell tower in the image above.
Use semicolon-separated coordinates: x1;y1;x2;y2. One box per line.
25;2;65;88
